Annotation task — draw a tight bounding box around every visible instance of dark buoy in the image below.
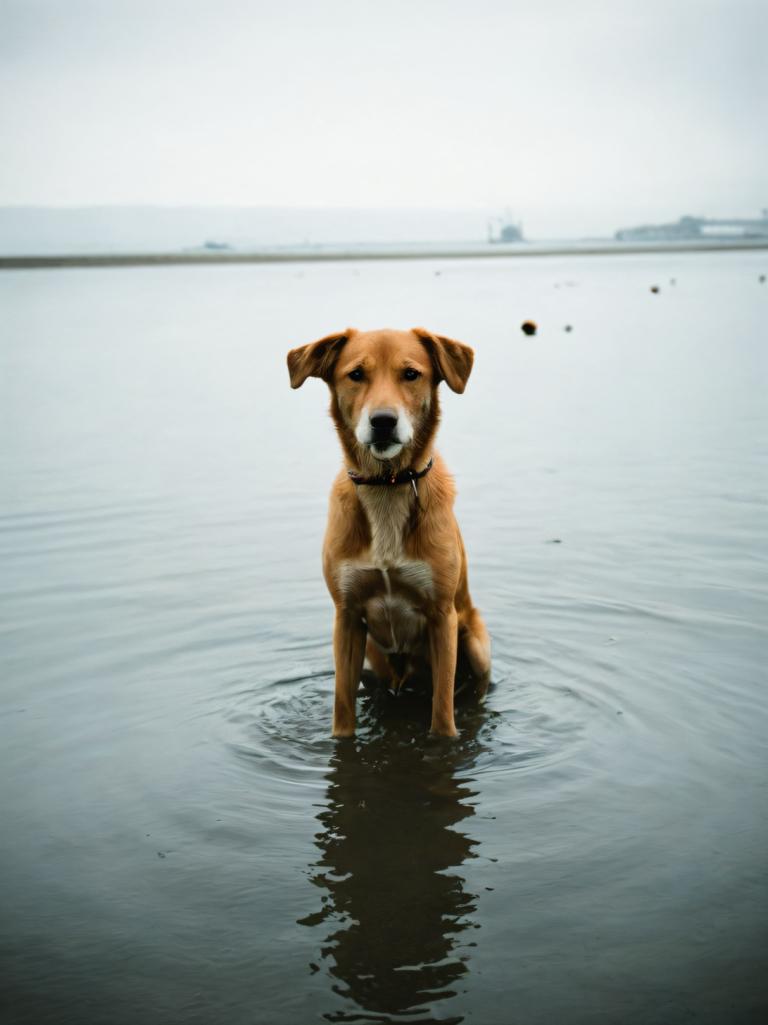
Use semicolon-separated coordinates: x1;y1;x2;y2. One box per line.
521;320;537;336
564;324;573;333
650;285;660;294
760;275;766;284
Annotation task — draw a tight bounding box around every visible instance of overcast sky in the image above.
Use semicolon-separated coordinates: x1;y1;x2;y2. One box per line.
1;0;766;236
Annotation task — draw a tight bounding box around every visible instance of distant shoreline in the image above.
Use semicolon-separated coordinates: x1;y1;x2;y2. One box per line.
1;238;767;270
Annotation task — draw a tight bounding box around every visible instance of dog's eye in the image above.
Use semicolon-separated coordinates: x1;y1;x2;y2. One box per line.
348;367;365;382
403;368;421;381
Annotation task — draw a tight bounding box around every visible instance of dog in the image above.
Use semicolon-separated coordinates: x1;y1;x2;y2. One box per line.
287;326;491;737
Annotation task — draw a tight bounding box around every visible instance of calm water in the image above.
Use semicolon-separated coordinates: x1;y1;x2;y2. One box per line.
1;253;767;1024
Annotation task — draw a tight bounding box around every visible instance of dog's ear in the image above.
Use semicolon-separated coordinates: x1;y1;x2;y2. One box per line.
412;327;474;394
287;330;352;389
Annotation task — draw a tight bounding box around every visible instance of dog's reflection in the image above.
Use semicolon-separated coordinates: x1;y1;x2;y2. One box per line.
299;693;488;1022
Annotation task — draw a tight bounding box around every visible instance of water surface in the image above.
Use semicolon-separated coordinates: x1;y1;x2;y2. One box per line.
1;253;767;1023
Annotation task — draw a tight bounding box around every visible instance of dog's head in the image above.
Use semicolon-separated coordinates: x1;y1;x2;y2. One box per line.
287;327;474;467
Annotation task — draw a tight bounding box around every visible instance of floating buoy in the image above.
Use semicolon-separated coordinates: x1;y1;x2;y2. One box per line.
521;320;537;336
650;285;660;294
759;275;766;284
564;324;573;333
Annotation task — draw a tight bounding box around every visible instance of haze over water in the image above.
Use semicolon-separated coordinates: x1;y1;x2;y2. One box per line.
1;250;767;1023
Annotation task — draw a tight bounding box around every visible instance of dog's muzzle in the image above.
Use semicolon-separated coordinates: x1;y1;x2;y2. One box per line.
356;406;412;459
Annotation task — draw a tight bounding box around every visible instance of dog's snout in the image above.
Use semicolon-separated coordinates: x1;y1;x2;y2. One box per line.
369;409;398;437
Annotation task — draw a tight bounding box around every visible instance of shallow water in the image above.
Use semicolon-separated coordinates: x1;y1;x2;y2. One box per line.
1;252;767;1024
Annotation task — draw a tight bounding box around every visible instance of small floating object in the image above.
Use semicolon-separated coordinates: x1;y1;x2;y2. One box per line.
650;285;660;293
670;277;676;285
760;275;766;283
521;320;537;336
564;324;573;332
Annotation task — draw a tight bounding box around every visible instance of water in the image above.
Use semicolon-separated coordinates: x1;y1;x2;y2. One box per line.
1;252;767;1024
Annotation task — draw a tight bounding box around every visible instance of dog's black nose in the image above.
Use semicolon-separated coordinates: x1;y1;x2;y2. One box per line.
370;410;398;438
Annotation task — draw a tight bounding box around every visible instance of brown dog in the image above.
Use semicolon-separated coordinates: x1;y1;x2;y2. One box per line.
287;326;491;737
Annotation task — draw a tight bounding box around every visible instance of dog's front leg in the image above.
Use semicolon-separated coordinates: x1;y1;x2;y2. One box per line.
428;605;459;737
332;608;366;737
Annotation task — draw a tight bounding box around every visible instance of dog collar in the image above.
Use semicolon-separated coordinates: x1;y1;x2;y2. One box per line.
347;458;433;490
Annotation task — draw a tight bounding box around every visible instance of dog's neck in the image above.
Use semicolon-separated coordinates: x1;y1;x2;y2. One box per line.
348;459;433;490
355;479;416;567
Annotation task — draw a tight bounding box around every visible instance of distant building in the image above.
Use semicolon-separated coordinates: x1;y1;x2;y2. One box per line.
488;217;525;243
616;211;768;241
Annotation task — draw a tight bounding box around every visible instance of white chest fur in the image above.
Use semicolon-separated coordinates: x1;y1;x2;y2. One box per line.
335;487;434;604
357;486;412;569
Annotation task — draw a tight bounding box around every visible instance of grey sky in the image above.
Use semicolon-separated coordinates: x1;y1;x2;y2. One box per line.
1;0;766;236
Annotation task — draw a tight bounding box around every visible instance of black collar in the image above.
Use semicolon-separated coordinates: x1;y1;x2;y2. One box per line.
347;457;433;489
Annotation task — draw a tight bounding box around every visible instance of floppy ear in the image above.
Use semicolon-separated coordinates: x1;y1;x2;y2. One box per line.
287;330;352;389
411;327;474;394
